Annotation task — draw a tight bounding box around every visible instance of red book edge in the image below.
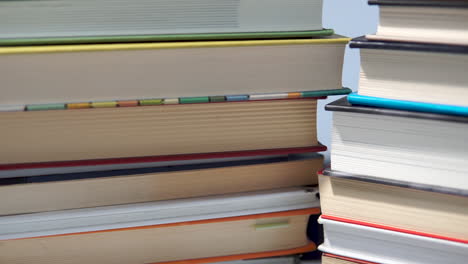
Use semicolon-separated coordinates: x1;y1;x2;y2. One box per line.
321;215;468;244
0;145;327;171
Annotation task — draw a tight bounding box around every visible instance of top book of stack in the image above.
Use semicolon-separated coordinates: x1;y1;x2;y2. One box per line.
0;0;332;46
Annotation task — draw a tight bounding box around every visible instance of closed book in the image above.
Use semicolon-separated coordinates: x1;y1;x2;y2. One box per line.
350;37;468;107
0;0;331;45
0;188;319;264
0;37;349;107
318;217;468;264
326;97;468;191
0;155;323;215
0;98;326;168
367;0;468;45
319;170;468;242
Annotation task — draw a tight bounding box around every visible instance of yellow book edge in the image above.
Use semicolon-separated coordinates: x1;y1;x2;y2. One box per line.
0;38;350;55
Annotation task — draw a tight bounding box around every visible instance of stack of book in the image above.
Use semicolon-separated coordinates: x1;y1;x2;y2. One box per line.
0;0;350;263
318;1;468;263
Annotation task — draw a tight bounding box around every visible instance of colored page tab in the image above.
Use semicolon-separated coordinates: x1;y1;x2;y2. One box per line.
140;99;163;106
226;95;249;101
209;96;226;102
67;102;91;109
91;101;118;108
288;92;302;99
249;93;288;100
163;98;179;105
118;100;139;107
0;105;25;112
179;97;209;104
26;104;66;111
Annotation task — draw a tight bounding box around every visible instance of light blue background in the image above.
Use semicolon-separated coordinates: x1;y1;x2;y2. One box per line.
318;0;378;165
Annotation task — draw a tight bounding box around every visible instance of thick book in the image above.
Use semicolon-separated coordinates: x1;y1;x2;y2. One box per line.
319;170;468;243
367;0;468;45
347;93;468;116
326;97;468;191
0;189;319;263
0;37;349;107
0;0;331;46
0;155;323;215
0;98;326;168
318;217;468;264
350;36;468;107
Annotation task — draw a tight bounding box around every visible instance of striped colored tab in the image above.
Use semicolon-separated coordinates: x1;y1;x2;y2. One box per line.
67;102;91;109
179;97;209;104
288;92;302;99
91;101;118;108
118;100;139;107
249;93;288;100
140;99;163;106
226;95;249;101
209;96;226;102
26;103;66;111
0;105;25;112
163;98;179;105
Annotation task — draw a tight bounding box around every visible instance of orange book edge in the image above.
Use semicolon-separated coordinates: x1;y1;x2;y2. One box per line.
323;253;377;264
13;208;320;240
152;242;317;264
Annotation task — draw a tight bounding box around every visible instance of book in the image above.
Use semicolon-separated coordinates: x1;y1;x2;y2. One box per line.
319;170;468;242
0;155;323;215
326;97;468;191
0;189;319;264
318;217;468;264
0;98;326;167
347;93;468;116
322;253;376;264
0;37;349;107
367;0;468;45
0;0;331;46
349;36;468;107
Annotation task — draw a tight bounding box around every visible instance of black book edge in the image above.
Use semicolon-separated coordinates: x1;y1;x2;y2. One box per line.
323;169;468;197
350;36;468;54
0;154;323;186
368;0;468;7
325;97;468;124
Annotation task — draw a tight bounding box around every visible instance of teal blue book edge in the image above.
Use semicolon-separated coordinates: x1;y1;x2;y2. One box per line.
348;93;468;117
0;29;334;46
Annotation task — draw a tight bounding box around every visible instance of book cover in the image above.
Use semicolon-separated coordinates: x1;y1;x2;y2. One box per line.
368;0;468;7
0;30;335;46
347;93;468;117
350;36;468;54
326;97;468;123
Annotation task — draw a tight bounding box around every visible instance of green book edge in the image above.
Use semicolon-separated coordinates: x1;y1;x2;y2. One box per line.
0;29;334;46
303;87;352;98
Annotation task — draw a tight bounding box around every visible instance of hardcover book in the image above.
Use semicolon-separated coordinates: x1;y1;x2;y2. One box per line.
0;98;327;168
0;37;349;107
0;155;323;215
0;189;319;264
326;97;468;191
0;0;331;45
319;170;468;242
350;37;468;107
367;0;468;45
318;217;468;264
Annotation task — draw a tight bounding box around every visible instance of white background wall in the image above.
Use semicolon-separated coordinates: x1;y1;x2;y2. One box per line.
318;0;379;165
